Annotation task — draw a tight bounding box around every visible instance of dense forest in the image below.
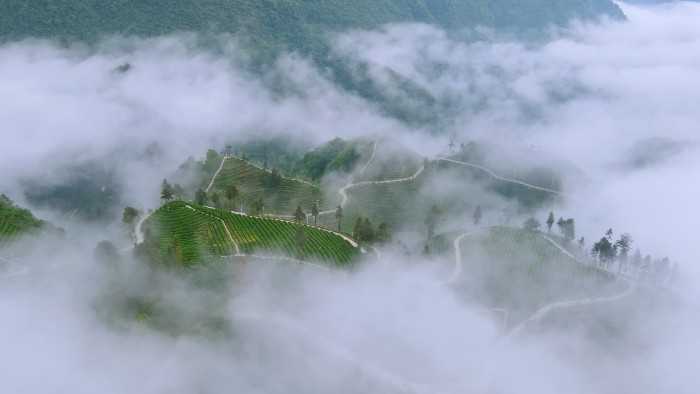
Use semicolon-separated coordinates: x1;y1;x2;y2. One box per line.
0;1;624;58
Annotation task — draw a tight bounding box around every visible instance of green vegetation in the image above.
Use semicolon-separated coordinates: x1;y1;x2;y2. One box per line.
453;226;624;324
0;195;45;246
211;157;324;214
0;2;625;125
22;160;120;222
352;216;390;244
297;138;364;181
139;201;358;266
338;175;427;233
226;137;309;178
216;208;357;264
172;138;372;216
435;159;560;209
355;148;423;182
220;138;373;182
0;1;624;51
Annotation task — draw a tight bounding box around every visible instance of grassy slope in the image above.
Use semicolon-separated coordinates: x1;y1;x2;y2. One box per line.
335;155;556;234
143;201;358;266
453;226;624;323
0;198;44;246
338;172;427;233
211;157;324;215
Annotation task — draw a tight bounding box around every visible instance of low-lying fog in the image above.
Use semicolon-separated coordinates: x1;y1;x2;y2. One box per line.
1;1;699;393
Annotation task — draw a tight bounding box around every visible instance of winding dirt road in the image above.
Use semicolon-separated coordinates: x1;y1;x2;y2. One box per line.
436;157;566;196
205;155;229;193
317;164;425;217
446;229;486;285
507;235;635;338
506;278;634;339
134;210;152;245
447;226;635;337
185;204;242;255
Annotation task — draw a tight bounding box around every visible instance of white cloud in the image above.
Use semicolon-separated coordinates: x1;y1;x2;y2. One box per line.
2;2;700;393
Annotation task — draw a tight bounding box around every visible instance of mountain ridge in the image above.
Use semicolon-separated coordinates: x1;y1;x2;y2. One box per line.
0;1;625;54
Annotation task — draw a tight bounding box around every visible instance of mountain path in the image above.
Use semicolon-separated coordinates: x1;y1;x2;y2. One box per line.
446;229;487;285
436;157;565;196
134;210;153;244
184;204;241;256
205;156;229;193
507;235;635;338
506;278;634;339
139;143;573;274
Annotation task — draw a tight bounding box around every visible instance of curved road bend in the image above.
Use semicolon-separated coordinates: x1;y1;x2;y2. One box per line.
505;235;635;339
436;157;566;197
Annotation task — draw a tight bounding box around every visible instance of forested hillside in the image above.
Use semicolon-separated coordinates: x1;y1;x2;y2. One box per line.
0;195;45;245
0;1;624;55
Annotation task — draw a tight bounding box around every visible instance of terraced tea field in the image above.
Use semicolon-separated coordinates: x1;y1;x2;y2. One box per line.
147;201;234;264
210;157;326;215
0;200;44;247
0;219;20;246
329;165;429;233
145;201;358;266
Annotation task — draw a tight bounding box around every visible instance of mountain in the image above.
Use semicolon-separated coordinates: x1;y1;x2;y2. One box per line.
0;1;624;56
0;1;625;127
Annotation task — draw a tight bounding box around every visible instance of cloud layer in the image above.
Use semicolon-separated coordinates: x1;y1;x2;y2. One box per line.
1;2;700;393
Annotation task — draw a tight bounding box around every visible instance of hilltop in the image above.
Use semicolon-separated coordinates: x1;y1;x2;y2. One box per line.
445;226;626;326
137;201;359;267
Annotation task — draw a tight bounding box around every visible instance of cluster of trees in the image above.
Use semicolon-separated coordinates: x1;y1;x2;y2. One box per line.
352;217;390;244
168;181;242;213
522;211;679;285
520;211;578;241
293;203;384;243
218;138;363;182
555;216;576;242
298;138;361;181
522;212;576;243
262;169;283;189
518;210;679;285
160;179;185;202
591;229;627;266
589;228;675;284
122;206;141;226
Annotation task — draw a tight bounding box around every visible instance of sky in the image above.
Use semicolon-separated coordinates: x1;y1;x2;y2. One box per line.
1;1;699;393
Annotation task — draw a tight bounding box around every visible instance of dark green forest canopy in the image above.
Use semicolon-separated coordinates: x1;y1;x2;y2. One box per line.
0;1;624;126
0;1;624;52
